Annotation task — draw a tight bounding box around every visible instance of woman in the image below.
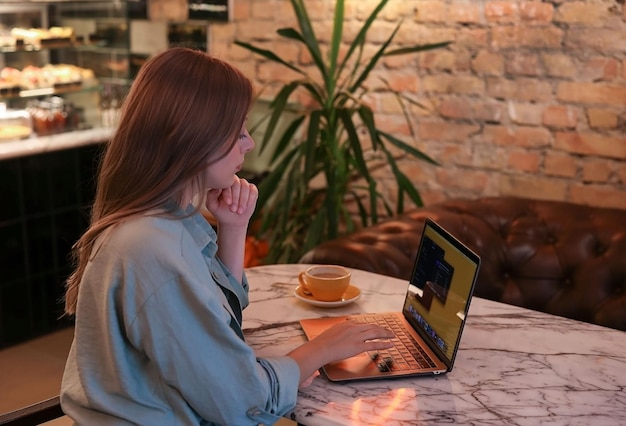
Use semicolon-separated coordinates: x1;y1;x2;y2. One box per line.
61;47;394;425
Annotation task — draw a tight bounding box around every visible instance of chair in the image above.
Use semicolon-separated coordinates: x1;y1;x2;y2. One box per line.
0;396;65;425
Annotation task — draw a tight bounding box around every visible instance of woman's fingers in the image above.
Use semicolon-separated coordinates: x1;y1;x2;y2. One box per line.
315;322;395;363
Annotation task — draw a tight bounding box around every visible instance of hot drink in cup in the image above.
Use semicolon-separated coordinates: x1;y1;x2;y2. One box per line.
298;265;351;301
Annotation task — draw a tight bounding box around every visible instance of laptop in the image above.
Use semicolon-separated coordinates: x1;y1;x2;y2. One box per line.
299;218;481;381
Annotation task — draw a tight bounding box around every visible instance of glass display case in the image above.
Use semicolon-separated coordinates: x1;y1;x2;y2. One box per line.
0;0;131;137
0;1;133;349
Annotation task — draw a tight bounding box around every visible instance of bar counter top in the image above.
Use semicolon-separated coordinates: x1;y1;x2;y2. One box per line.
0;127;112;161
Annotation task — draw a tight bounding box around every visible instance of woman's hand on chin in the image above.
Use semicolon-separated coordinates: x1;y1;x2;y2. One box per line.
205;177;258;228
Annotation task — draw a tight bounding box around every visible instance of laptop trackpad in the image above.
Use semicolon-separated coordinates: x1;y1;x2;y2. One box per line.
323;353;381;382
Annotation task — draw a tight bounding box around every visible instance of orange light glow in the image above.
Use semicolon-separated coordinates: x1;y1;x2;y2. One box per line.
350;388;408;424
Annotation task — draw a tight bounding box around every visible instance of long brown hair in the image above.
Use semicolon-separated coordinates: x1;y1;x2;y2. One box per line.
64;48;253;314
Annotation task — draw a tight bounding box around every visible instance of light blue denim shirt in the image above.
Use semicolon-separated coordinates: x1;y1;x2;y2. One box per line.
61;204;300;425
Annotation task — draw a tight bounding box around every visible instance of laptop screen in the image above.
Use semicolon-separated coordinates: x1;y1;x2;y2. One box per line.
401;219;480;367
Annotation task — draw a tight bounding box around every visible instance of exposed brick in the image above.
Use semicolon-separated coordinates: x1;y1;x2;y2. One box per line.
455;50;472;72
569;184;626;209
554;132;626;159
565;29;626;53
438;143;474;167
557;82;626;106
303;0;330;21
456;28;489;49
422;75;485;95
385;72;420;92
419;190;448;206
257;61;303;84
439;97;473;119
251;0;277;20
449;3;481;24
209;23;237;42
420;50;457;71
520;1;554;24
556;2;612;25
544;152;578;178
375;113;411;137
377;92;406;115
508;150;542;172
542;53;576;78
506;52;540;76
488;77;553;102
228;60;257;84
515;78;554;102
394;23;455;46
519;27;563;48
472;51;504;76
435;168;491;193
366;20;399;44
276;1;294;23
381;0;411;20
298;47;313;66
485;1;519;23
294;86;320;109
580;57;619;81
474;102;505;123
499;175;568;201
414;1;448;23
587;108;619;129
236;20;283;41
269;40;300;63
542;105;578;128
508;102;544;125
486;77;517;100
483;125;551;147
149;0;187;21
417;121;481;142
233;1;251;21
582;159;613;183
472;145;509;169
214;0;626;212
490;26;520;50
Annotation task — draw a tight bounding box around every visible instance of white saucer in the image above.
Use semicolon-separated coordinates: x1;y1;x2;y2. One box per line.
294;284;361;308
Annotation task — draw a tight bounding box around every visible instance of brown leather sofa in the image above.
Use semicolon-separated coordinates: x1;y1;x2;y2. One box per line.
300;197;626;331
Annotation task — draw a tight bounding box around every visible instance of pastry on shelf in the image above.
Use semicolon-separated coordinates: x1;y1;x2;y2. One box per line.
42;64;84;88
0;67;21;96
0;103;32;141
10;26;75;47
0;64;95;93
0;124;31;141
0;27;16;49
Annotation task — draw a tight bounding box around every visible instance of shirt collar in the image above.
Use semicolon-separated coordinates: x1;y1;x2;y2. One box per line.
164;200;218;257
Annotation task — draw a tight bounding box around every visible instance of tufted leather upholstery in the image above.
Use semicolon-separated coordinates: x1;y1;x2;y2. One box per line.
300;197;626;331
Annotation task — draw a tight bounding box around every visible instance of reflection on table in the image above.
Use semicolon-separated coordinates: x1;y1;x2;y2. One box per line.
243;264;626;426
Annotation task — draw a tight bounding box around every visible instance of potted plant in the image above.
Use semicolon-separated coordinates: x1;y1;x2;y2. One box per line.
235;0;449;263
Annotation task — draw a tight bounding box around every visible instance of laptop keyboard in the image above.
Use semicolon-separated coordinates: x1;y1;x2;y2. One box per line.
350;314;437;372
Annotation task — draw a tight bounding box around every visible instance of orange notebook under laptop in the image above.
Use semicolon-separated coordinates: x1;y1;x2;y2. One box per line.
299;218;481;382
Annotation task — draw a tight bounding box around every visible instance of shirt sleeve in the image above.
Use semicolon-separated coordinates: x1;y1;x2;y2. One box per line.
125;273;300;425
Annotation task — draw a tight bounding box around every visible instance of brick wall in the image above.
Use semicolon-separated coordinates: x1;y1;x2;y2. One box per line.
207;0;626;210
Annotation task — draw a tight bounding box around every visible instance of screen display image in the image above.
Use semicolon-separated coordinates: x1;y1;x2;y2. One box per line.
402;224;478;362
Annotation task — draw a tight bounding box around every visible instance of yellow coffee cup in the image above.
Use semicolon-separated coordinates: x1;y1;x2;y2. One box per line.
298;265;351;302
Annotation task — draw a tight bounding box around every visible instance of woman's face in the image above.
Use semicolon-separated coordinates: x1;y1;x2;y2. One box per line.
204;124;255;189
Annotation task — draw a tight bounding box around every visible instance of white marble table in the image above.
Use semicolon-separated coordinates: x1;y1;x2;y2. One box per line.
243;264;626;426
